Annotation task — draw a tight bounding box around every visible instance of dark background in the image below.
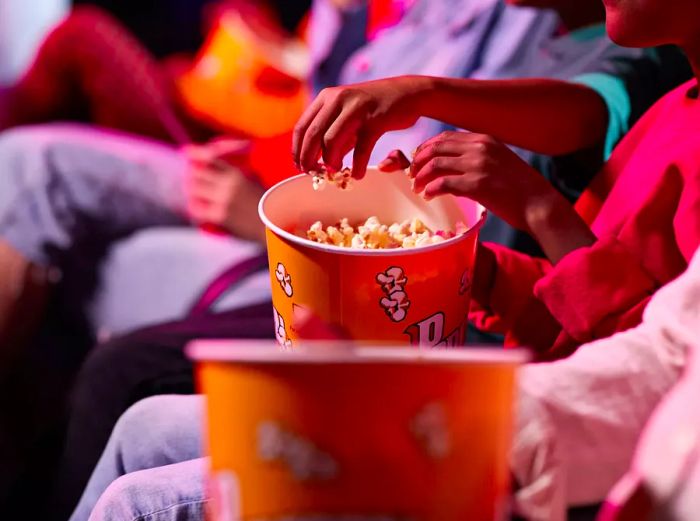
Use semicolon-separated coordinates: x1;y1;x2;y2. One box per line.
72;0;312;57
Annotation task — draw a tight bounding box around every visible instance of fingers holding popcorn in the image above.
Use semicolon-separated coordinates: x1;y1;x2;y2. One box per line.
293;78;428;178
298;100;344;175
292;94;325;169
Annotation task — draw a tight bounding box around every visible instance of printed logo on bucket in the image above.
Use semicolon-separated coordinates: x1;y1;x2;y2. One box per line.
404;312;468;347
275;262;294;297
273;307;293;349
376;266;410;322
411;402;451;459
258;421;339;481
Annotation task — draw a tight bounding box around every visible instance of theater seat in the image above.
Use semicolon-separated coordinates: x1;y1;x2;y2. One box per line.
89;228;271;339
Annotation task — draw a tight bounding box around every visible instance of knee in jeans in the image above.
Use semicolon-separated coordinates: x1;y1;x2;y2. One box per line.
110;396;202;468
90;459;209;521
0;126;49;158
0;125;80;180
110;397;164;448
112;396;179;444
89;470;151;520
0;127;58;194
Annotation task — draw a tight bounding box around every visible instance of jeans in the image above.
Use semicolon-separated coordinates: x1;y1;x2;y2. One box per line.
50;302;274;521
0;124;187;265
69;395;208;521
0;123;270;335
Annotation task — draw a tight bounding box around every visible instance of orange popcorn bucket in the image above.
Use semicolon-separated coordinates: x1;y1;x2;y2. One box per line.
258;167;486;347
177;10;310;138
188;341;527;521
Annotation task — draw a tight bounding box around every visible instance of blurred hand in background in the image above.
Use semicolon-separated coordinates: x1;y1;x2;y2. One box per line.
184;138;266;243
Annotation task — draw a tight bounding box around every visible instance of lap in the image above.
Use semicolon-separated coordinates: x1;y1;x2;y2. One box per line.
89;458;208;521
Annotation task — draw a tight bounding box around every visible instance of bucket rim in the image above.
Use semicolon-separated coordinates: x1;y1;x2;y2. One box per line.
258;173;487;257
187;339;530;365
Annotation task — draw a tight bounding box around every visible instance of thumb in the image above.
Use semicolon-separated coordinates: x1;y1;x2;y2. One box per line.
378;149;411;172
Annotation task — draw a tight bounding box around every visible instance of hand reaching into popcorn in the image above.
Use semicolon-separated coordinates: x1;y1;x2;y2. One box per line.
376;142;595;263
292;75;609;262
292;75;607;181
292;77;428;179
380;134;564;235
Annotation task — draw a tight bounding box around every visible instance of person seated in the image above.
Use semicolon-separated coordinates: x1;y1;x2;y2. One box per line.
291;0;700;359
66;245;700;521
0;0;311;143
15;0;691;515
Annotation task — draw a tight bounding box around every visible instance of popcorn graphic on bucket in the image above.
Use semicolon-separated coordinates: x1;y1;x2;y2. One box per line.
188;341;527;521
258;167;485;347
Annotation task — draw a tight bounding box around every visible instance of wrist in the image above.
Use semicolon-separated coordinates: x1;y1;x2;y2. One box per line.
524;189;569;237
524;187;596;264
408;75;440;118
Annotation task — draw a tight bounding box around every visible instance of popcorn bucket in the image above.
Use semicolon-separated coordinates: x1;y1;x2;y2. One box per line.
177;11;310;137
258;168;485;347
188;341;527;521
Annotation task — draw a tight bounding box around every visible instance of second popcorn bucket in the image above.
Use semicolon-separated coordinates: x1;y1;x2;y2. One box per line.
188;341;527;521
258;167;486;347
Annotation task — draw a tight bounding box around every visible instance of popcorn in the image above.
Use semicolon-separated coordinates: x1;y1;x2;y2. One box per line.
307;221;328;243
309;165;353;191
305;217;464;250
409;218;427;235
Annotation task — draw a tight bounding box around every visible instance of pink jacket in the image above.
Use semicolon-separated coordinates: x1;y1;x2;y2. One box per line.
470;79;700;357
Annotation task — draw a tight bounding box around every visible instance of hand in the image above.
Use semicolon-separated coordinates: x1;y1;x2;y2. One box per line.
292;76;433;179
409;131;561;233
184;139;266;243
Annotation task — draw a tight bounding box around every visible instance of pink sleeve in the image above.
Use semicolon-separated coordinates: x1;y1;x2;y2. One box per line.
674;162;700;261
469;243;561;350
533;236;656;345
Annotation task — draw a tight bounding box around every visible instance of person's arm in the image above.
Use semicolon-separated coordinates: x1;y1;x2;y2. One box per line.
534;168;700;352
406;133;598;263
469;242;563;352
514;248;700;519
415;76;608;156
292;75;608;178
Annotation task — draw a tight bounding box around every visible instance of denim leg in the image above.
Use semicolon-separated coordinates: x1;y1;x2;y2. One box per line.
87;458;209;521
70;395;205;521
0;123;188;266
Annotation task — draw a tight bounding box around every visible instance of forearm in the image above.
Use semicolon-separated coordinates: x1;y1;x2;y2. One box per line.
411;76;609;156
524;191;597;264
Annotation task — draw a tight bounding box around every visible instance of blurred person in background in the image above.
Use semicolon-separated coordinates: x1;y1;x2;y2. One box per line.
0;0;312;143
